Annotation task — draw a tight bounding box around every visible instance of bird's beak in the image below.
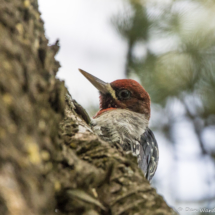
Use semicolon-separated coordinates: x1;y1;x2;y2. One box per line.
79;69;110;94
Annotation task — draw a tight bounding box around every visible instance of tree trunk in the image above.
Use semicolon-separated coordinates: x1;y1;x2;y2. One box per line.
0;0;177;214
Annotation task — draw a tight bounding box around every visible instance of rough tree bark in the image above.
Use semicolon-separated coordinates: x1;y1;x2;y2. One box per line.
0;0;177;215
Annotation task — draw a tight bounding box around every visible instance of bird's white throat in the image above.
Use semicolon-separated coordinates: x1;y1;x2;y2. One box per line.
91;109;149;144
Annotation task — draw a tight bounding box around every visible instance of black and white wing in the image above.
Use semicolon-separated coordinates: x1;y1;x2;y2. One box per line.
138;128;159;182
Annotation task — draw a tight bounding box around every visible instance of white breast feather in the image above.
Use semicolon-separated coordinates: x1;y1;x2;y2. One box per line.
91;109;148;155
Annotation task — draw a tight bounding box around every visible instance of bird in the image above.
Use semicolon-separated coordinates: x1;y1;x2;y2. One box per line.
78;69;159;181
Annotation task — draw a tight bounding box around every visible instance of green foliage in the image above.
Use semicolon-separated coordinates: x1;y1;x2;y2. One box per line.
113;0;215;119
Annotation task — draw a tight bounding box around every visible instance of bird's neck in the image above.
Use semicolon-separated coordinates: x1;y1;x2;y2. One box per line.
93;108;116;119
93;108;149;126
92;109;149;142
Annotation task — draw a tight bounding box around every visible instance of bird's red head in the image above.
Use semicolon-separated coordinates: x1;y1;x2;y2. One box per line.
79;69;151;119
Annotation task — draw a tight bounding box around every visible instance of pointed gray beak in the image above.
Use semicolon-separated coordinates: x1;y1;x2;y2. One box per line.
79;69;110;94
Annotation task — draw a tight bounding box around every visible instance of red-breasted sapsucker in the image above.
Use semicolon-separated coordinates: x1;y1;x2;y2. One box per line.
79;69;159;181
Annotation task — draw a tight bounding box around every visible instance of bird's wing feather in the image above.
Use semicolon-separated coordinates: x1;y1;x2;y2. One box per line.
138;128;159;181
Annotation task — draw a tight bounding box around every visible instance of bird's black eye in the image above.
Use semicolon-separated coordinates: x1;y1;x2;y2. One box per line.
117;89;131;100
